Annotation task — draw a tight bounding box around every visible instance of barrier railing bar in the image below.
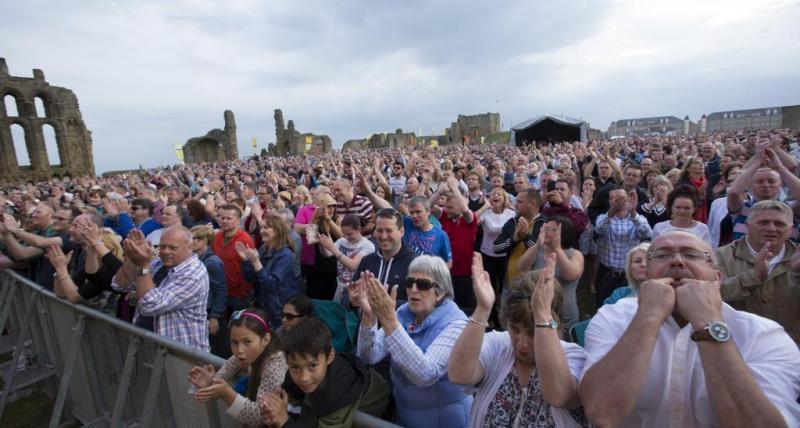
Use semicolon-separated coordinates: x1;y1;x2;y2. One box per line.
0;290;38;418
81;318;112;414
1;270;404;428
141;347;167;428
110;336;140;428
48;314;86;428
0;279;16;337
2;269;224;365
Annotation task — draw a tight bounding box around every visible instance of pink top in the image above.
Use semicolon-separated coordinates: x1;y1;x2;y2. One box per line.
295;204;317;265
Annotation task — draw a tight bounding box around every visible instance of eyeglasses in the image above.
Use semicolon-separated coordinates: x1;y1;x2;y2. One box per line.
403;277;437;291
282;312;304;321
647;249;713;263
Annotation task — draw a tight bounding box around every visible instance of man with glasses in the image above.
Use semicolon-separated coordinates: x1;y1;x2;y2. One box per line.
717;200;799;345
388;160;407;207
579;231;800;427
128;198;161;237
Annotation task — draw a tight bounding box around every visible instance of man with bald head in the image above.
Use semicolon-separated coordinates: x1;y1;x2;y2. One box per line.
112;226;210;352
580;231;800;427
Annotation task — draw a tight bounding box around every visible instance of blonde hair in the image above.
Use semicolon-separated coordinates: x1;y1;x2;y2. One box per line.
648;175;673;197
101;229;124;261
625;242;650;290
191;224;215;246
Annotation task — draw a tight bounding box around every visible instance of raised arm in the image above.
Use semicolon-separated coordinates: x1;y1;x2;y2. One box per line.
580;279;674;427
533;253;581;408
728;143;766;214
449;253;491;386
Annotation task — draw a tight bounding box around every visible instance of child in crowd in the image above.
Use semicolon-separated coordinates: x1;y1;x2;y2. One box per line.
260;317;390;428
189;308;287;428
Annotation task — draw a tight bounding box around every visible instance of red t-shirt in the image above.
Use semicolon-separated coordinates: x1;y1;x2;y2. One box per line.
212;228;255;299
439;211;478;277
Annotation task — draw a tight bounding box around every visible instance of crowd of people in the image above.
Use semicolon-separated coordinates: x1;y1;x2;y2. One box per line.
1;128;799;427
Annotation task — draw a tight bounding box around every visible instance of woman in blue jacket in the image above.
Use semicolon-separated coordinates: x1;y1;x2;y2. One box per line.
353;255;472;428
236;213;297;328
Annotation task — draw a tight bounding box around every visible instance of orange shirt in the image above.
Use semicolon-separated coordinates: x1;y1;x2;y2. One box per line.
212;229;255;299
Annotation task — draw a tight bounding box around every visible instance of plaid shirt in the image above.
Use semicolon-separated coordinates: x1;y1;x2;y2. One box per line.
596;213;652;271
113;254;210;352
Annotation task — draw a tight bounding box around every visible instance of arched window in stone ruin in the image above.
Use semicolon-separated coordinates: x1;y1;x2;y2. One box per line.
34;95;49;118
10;123;30;166
3;94;19;117
43;123;61;166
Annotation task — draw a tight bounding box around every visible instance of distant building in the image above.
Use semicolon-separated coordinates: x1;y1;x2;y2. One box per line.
445;113;500;143
700;105;800;133
607;115;696;137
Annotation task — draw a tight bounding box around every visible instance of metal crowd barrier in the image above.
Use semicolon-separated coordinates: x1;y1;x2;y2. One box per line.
0;269;400;428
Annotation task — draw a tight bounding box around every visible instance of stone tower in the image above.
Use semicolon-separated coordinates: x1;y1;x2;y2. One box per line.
182;110;239;164
0;58;95;184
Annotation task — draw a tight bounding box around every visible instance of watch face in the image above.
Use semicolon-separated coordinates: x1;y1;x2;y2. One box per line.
548;319;559;329
708;322;731;342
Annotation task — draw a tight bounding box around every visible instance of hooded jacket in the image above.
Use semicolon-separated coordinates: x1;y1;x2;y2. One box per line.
282;353;390;428
353;243;417;302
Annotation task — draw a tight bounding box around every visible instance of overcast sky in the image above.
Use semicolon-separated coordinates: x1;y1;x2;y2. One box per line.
3;0;799;173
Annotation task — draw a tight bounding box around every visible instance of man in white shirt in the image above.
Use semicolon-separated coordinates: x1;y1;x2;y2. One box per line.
579;231;800;427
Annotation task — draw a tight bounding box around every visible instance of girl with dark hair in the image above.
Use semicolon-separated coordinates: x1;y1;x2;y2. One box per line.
517;216;584;332
189;308;287;428
318;213;375;302
652;185;712;244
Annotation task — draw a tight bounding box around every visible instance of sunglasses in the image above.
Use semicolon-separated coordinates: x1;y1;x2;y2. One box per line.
282;312;304;321
403;277;437;291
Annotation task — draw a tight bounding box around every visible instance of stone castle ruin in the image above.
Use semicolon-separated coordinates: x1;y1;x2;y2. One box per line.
183;110;239;163
445;112;500;143
269;109;332;155
0;58;95;184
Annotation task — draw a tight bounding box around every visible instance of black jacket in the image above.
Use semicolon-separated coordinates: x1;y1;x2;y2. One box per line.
492;214;546;256
353;244;416;302
587;184;649;225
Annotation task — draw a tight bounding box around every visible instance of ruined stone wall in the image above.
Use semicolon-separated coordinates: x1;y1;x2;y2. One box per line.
0;58;95;184
446;113;500;143
271;109;332;155
183;110;238;164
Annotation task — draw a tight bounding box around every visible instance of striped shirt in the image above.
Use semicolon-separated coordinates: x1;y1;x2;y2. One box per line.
596;213;652;271
112;254;210;352
335;194;374;235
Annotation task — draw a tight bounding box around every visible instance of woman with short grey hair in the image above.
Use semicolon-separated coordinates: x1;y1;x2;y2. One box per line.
351;255;472;428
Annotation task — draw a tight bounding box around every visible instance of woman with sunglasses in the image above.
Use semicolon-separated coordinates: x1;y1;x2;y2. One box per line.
449;253;589;428
351;255;472;428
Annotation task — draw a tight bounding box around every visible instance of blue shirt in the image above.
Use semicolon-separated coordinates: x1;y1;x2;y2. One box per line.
402;216;452;262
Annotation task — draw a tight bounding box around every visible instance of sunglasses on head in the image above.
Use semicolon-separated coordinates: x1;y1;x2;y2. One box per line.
403;277;437;291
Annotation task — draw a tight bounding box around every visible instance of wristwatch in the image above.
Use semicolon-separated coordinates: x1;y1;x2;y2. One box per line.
691;321;731;343
136;267;151;277
535;319;559;329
